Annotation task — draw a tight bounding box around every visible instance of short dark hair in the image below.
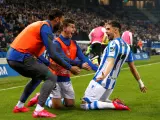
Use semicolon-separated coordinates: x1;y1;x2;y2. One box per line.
108;21;121;31
99;21;105;26
62;18;75;27
48;8;64;20
126;26;130;31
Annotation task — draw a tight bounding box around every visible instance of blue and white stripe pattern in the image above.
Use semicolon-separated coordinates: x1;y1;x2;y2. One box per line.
93;38;133;89
87;101;99;110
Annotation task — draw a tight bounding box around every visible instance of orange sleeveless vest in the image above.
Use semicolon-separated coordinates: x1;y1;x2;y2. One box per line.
11;21;50;57
49;37;77;77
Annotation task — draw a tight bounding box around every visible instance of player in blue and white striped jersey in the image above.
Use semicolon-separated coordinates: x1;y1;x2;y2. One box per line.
81;21;147;110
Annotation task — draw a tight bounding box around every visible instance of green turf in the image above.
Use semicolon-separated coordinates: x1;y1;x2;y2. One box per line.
0;55;160;120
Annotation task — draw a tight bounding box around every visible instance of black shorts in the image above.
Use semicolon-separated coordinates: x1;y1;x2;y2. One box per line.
7;56;51;80
91;43;102;56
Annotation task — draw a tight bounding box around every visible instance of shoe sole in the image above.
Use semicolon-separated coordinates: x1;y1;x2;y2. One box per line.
32;115;56;118
13;110;29;113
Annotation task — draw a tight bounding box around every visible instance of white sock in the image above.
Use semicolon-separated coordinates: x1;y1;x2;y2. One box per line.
96;101;115;109
16;101;24;108
45;97;65;108
35;104;44;112
84;101;115;110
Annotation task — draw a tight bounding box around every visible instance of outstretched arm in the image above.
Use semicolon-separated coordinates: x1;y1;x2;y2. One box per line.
127;50;147;93
40;24;80;75
76;43;98;72
128;61;147;93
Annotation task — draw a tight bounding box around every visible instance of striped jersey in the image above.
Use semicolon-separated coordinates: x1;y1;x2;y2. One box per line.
93;38;134;89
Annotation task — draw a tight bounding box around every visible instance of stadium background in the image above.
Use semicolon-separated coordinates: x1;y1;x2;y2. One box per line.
0;0;160;120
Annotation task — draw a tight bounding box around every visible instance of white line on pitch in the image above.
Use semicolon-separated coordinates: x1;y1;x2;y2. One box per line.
0;73;94;92
0;62;160;92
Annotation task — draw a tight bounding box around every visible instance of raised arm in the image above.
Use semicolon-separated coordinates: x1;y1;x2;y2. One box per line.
127;51;147;93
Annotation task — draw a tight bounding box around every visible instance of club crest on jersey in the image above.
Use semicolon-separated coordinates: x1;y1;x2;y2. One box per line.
66;50;70;56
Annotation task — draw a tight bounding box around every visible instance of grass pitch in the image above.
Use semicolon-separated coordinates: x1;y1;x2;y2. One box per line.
0;55;160;120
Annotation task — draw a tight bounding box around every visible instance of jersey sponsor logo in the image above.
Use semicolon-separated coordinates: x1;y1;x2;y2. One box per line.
110;47;115;52
108;41;116;56
0;66;8;76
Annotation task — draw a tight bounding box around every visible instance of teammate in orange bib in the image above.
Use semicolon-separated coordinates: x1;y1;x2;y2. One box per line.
49;37;77;77
6;9;80;118
11;21;49;57
28;19;98;109
44;19;98;109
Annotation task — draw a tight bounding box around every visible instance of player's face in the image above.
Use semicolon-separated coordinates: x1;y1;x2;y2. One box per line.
64;23;76;38
53;16;64;32
106;24;114;40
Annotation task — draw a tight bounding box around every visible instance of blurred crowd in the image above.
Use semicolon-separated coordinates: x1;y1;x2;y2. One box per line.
0;0;160;52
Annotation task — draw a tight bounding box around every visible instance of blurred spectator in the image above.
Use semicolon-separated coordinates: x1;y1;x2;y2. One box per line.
146;39;152;56
0;20;5;34
0;0;160;52
137;39;143;53
0;35;7;51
